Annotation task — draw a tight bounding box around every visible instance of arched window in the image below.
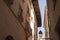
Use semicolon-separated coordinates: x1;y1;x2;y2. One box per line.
53;0;57;10
5;35;14;40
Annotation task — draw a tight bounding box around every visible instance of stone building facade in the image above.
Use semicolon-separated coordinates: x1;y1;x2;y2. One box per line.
32;0;41;40
0;0;39;40
44;6;49;40
47;0;60;40
0;0;41;40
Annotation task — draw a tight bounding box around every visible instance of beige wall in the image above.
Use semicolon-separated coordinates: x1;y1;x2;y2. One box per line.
0;0;26;40
44;6;49;38
0;0;33;40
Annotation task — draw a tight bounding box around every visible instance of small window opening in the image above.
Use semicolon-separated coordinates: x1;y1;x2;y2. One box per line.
5;35;14;40
53;0;57;10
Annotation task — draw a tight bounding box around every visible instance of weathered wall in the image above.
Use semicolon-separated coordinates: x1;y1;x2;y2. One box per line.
0;0;26;40
47;0;60;40
0;0;33;40
44;6;49;38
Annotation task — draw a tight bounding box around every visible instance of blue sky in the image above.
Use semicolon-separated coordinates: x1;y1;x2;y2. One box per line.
38;0;46;27
38;0;47;38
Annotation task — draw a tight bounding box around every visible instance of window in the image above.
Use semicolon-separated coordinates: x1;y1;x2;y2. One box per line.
53;0;57;10
5;35;14;40
27;7;30;16
39;30;43;34
36;14;41;27
55;16;60;34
